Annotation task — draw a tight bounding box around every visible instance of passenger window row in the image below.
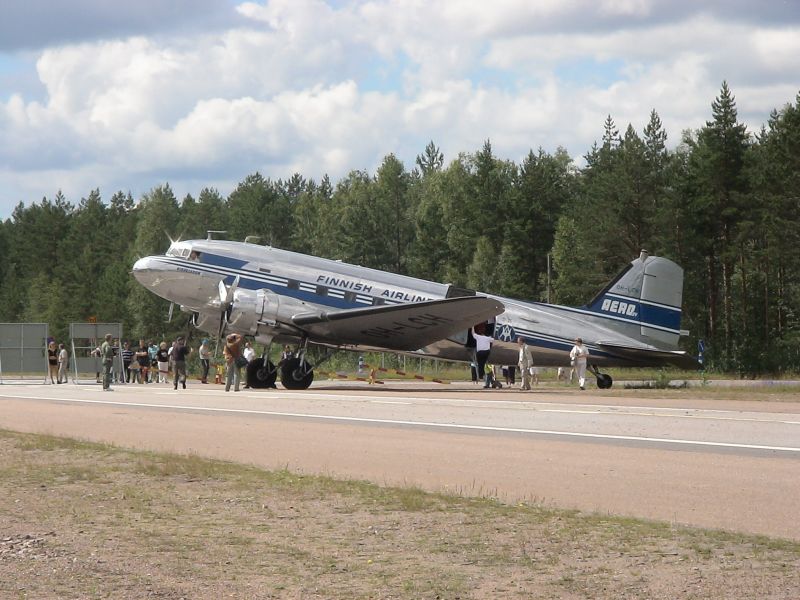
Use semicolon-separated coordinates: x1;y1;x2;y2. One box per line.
286;278;384;305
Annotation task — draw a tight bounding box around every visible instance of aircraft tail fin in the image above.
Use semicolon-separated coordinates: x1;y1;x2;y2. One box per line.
585;251;684;348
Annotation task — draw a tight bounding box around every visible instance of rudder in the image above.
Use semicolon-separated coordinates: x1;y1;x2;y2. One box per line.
585;251;684;349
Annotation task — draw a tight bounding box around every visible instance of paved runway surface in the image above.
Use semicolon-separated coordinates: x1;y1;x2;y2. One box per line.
1;381;798;539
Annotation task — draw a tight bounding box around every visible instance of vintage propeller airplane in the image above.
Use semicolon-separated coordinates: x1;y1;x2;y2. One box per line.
132;233;697;390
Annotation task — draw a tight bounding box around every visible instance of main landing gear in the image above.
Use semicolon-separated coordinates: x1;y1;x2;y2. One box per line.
246;357;278;389
246;339;334;391
278;338;336;391
588;364;613;389
280;356;314;390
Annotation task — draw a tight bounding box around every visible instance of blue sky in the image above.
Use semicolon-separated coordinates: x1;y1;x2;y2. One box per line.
1;0;799;218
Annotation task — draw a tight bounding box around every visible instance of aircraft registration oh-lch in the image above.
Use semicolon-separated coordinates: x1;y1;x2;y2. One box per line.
132;234;697;390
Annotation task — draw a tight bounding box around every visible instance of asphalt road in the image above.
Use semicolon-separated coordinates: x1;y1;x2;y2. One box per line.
1;380;798;540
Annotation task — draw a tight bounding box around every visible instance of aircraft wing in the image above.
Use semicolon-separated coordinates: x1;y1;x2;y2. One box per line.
291;296;504;352
596;341;699;369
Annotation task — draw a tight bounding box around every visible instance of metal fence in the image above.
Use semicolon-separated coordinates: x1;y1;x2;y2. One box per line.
69;323;124;384
0;323;49;384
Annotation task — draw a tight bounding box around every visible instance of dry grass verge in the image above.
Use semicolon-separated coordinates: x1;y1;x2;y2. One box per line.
1;429;799;599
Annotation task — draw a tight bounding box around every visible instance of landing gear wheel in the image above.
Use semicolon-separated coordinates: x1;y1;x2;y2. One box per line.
247;359;277;389
596;373;613;389
280;357;314;390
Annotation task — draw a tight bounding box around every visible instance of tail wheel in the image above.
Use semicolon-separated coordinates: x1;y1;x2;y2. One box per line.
280;357;314;390
247;359;277;389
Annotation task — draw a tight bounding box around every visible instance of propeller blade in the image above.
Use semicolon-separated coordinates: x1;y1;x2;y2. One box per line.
218;275;240;308
166;302;175;323
214;275;239;357
217;312;226;342
226;275;240;306
218;279;227;305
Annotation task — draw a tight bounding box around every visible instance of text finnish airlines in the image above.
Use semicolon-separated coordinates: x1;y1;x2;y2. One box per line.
316;275;431;302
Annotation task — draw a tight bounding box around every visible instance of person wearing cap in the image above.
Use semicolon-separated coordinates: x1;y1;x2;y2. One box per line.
199;338;211;384
223;333;244;392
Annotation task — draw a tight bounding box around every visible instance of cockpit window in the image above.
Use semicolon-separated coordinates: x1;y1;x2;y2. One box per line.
166;244;198;259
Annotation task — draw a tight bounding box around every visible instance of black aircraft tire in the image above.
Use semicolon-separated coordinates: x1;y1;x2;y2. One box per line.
247;359;277;389
597;373;613;389
280;357;314;390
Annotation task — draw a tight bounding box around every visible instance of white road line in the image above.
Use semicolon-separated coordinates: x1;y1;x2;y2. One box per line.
2;394;799;454
3;389;799;425
536;408;800;425
146;390;800;425
369;400;413;405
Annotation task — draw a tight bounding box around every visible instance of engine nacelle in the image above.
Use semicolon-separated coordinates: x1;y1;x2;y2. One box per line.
225;289;266;336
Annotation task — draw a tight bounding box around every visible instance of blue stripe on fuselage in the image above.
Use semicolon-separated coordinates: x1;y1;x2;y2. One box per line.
173;255;379;311
200;252;249;271
506;327;617;360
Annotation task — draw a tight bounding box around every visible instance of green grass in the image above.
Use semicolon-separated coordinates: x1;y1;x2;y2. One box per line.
2;428;800;599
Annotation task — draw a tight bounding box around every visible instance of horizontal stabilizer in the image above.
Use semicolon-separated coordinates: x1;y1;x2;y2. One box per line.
596;341;699;370
292;296;504;351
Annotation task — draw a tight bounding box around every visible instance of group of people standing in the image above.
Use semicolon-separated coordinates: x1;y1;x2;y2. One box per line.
99;334;194;392
472;325;590;391
117;338;192;386
94;333;277;392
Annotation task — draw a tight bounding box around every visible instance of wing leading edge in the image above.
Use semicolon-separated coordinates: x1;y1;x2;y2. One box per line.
291;296;504;351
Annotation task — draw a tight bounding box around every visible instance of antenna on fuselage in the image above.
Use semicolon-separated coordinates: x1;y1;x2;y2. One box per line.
244;235;261;244
207;230;227;240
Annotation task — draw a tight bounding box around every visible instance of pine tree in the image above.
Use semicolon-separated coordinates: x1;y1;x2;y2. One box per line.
374;154;412;273
227;173;292;247
126;185;180;338
415;140;444;176
467;236;498;292
690;82;750;365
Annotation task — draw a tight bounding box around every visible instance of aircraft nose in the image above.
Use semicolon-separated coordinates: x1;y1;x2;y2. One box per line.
132;256;162;286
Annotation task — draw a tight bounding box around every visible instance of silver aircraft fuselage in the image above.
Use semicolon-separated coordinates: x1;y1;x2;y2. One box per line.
132;239;695;370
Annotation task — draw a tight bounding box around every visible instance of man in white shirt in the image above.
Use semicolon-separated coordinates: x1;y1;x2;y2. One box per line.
517;338;534;390
57;343;69;384
198;339;211;384
473;328;493;388
569;337;589;390
243;341;256;389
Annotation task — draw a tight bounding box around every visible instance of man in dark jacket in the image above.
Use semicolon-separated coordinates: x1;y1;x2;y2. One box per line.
172;336;192;390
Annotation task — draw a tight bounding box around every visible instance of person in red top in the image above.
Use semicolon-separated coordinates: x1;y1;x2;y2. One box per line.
223;333;244;392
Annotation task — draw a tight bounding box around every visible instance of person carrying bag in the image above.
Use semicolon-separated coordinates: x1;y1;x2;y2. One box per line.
223;333;245;392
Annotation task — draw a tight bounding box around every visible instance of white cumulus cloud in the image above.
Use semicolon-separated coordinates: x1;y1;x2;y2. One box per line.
0;0;799;216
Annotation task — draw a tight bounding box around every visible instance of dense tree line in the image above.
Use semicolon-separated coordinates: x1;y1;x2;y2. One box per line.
2;83;798;373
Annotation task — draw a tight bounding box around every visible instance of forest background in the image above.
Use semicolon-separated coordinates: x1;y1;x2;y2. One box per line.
1;83;798;375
